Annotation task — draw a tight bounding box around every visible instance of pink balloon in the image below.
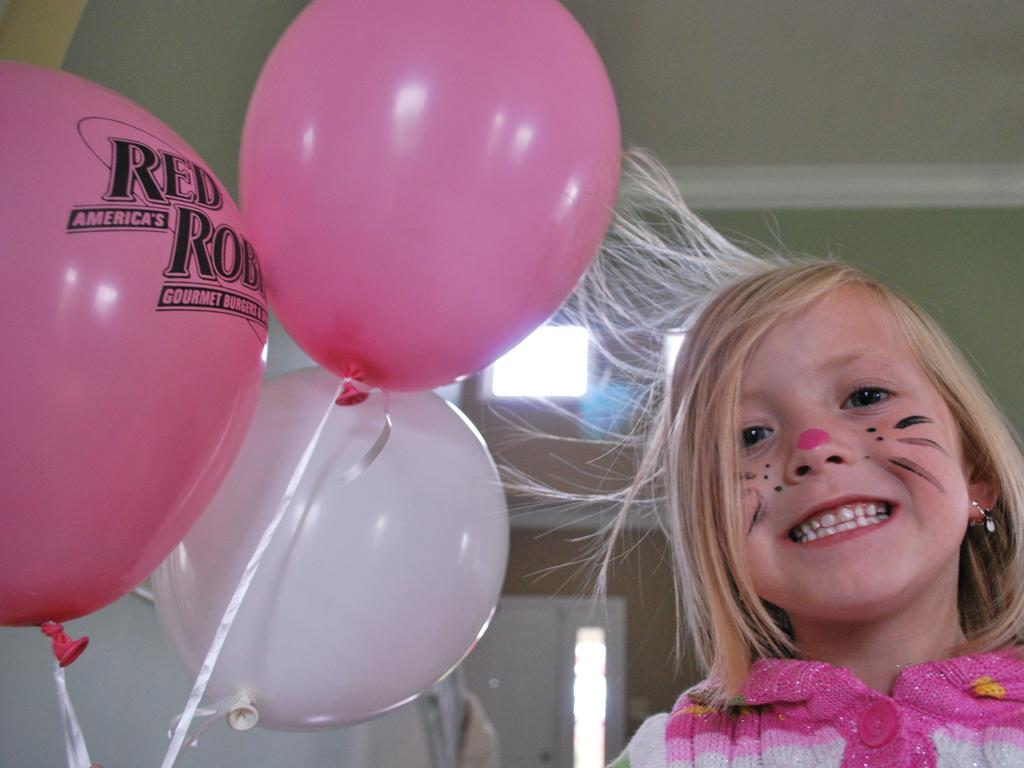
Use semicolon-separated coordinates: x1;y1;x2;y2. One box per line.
0;63;268;626
153;368;509;728
240;0;620;390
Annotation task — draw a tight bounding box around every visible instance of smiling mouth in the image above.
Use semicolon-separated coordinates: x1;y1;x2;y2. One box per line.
789;501;893;543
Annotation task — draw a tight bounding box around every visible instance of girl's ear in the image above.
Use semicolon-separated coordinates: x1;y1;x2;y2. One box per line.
968;479;998;511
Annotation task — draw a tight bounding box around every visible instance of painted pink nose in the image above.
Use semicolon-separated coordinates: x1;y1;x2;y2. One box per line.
796;428;830;450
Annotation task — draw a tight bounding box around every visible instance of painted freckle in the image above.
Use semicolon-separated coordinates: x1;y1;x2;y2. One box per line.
774;486;783;492
876;437;884;441
867;428;877;433
763;475;769;480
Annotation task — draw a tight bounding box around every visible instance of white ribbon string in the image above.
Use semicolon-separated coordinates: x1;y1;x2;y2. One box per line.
338;391;391;484
160;380;392;768
53;662;92;768
167;703;220;739
160;380;345;768
166;695;241;749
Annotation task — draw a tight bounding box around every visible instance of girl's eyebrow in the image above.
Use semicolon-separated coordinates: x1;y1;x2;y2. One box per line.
742;354;902;402
819;351;903;374
820;351;874;370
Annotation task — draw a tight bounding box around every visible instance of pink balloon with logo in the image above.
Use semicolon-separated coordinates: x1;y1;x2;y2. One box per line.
0;63;267;626
240;0;621;391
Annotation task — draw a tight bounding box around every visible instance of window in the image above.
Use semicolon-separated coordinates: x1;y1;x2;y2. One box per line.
664;332;685;374
573;626;607;768
487;325;590;398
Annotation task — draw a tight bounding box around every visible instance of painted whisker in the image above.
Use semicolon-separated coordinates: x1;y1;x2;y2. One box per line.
894;415;933;430
896;437;948;455
888;457;946;492
747;501;764;535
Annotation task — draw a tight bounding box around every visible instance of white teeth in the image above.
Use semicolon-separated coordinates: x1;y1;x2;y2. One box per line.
790;502;890;543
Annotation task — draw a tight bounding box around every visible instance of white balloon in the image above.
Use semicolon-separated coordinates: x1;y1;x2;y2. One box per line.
153;367;509;729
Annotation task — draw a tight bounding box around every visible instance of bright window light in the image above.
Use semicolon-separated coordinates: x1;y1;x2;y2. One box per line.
573;626;607;768
489;325;589;398
664;332;686;374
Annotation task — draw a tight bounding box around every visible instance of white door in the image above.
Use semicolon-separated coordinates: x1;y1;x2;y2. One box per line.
461;595;626;768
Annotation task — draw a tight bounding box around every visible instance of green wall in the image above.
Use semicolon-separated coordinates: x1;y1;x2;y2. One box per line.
704;208;1024;432
63;0;308;199
60;3;1024;435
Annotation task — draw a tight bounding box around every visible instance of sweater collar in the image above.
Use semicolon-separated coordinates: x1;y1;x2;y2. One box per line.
683;648;1024;712
739;648;1024;707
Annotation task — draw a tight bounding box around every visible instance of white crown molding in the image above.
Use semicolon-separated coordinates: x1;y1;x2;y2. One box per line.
670;164;1024;210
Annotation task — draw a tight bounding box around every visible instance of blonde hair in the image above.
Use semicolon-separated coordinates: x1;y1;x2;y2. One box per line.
570;151;1024;705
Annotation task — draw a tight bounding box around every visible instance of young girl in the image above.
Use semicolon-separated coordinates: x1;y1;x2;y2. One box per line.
581;154;1024;767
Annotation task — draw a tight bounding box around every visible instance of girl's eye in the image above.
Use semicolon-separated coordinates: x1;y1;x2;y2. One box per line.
844;387;891;408
741;426;772;448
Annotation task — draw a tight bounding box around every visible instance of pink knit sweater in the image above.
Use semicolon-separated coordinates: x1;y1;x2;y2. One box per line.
611;649;1024;767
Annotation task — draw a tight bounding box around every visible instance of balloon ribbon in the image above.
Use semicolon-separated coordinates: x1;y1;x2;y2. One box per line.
39;623;92;768
53;660;92;768
161;379;391;767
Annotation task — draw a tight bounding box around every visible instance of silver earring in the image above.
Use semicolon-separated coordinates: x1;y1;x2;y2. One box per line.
971;500;996;533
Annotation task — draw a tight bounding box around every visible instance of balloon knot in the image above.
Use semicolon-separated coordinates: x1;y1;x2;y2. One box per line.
40;621;89;667
336;380;370;407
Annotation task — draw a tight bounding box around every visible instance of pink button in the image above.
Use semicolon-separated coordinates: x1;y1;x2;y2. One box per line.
859;700;899;748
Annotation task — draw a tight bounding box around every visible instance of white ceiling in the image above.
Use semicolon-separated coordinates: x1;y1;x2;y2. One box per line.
562;1;1024;207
